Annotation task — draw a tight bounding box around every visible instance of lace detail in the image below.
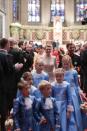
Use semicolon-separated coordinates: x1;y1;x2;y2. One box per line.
25;97;33;109
43;98;53;109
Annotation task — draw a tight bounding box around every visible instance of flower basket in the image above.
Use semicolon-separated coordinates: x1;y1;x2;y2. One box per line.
5;118;13;131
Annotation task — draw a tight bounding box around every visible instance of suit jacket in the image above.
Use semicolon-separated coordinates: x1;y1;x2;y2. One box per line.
0;50;16;93
80;49;87;92
9;48;24;64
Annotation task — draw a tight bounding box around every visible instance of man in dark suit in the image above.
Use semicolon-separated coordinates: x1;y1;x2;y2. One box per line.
0;38;23;131
80;43;87;94
22;43;34;72
66;42;81;73
8;38;25;82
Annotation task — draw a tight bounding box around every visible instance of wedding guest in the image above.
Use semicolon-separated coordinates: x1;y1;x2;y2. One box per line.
43;44;57;82
13;80;37;131
52;68;73;131
0;38;23;131
35;80;60;131
32;59;49;88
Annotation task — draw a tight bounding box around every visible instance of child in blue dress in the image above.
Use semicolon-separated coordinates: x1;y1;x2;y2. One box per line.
13;80;37;131
17;71;41;98
32;59;49;88
52;68;74;131
35;80;60;131
16;72;41;131
62;55;84;131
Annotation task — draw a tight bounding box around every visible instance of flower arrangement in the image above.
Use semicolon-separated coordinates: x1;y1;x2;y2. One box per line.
5;117;13;131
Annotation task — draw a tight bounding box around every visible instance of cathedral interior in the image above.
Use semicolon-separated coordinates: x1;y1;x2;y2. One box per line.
0;0;87;45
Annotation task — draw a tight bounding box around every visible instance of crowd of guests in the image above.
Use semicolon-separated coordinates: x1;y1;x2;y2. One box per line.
0;37;87;131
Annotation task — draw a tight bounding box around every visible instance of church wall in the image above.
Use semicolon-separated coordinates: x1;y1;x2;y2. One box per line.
65;0;75;26
5;0;13;37
0;0;87;42
20;0;75;26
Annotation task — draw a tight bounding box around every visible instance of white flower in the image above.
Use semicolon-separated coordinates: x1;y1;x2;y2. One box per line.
5;119;13;126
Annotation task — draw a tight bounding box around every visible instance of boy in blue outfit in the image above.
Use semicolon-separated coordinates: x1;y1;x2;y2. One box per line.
35;80;60;131
16;71;41;98
13;79;37;131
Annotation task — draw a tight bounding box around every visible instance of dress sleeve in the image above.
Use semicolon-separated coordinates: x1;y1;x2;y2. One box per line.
66;83;74;112
53;98;60;128
51;84;55;97
73;70;81;93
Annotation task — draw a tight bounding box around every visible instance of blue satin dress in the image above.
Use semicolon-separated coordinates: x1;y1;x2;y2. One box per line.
64;69;83;131
52;81;74;131
32;70;49;88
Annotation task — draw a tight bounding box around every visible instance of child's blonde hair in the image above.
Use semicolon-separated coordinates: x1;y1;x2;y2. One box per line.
39;80;51;90
62;55;73;69
54;68;65;75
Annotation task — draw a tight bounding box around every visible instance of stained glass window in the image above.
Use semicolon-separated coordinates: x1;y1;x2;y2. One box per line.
76;0;87;21
28;0;40;22
51;0;65;22
13;0;20;22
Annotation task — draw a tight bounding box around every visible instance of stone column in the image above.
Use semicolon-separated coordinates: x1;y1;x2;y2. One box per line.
5;0;13;37
41;0;50;26
65;0;75;26
21;0;27;25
